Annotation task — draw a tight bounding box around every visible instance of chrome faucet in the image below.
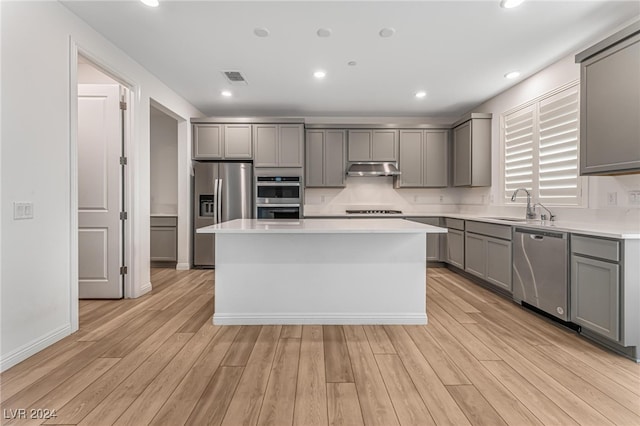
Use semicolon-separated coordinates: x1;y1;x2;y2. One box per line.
534;202;556;222
510;188;537;220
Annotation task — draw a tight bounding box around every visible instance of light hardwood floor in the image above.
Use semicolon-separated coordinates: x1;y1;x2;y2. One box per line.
1;267;639;425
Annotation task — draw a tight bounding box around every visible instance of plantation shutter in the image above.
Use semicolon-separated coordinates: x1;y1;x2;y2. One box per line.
537;86;580;204
504;105;535;201
502;82;581;206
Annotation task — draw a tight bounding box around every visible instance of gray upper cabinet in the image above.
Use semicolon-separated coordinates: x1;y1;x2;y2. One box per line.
193;123;252;160
224;124;253;159
398;129;448;187
253;125;278;166
576;23;640;175
348;129;398;162
193;124;223;159
305;129;346;187
278;125;304;167
452;114;492;187
254;124;304;167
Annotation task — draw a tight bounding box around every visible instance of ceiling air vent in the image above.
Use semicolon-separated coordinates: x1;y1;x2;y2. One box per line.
222;70;248;85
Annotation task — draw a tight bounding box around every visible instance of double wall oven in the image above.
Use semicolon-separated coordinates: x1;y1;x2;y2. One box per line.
255;169;303;219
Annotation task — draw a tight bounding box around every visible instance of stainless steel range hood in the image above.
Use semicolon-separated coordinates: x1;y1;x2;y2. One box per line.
347;162;401;177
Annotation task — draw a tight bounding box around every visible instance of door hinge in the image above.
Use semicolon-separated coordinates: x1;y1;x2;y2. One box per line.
120;156;127;165
120;266;128;275
120;101;127;110
120;211;128;220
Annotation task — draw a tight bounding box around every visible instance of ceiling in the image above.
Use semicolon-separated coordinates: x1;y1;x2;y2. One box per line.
62;1;639;119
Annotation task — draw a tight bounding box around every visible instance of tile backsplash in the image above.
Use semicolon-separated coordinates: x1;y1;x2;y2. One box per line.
303;175;640;227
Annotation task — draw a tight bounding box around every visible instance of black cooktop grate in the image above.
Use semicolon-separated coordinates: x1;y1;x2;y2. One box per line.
345;209;403;214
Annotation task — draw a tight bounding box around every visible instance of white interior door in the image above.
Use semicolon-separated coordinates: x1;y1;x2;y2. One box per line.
78;84;123;298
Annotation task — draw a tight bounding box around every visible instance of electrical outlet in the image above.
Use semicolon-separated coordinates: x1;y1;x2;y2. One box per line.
629;191;640;205
13;202;34;220
607;192;617;206
439;195;444;203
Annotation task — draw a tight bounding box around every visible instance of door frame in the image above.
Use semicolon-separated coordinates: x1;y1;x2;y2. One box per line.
69;38;136;331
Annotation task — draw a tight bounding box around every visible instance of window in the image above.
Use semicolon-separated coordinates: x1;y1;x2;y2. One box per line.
503;82;583;205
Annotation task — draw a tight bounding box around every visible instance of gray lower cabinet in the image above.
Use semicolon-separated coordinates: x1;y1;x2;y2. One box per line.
570;234;622;341
347;129;398;162
485;237;512;290
446;229;464;268
150;216;177;262
444;218;465;269
569;235;640;355
571;254;620;341
452;114;492;187
305;129;346;187
464;221;512;292
398;130;448;187
464;232;485;277
406;217;442;261
254;124;303;167
576;23;640;175
192;124;252;160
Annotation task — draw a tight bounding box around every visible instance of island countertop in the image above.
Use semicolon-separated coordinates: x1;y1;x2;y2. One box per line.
196;218;448;234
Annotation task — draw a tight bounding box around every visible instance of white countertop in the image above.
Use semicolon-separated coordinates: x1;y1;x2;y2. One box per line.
197;218;448;234
303;212;640;239
445;214;640;239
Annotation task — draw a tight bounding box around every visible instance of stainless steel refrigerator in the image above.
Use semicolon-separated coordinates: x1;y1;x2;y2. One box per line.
193;162;253;267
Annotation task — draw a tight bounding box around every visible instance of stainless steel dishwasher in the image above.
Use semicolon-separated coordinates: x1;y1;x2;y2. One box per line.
513;227;569;321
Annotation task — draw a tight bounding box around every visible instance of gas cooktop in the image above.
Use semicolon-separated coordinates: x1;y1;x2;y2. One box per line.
345;209;403;215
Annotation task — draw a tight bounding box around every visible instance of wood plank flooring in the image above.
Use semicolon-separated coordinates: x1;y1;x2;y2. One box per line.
1;267;639;425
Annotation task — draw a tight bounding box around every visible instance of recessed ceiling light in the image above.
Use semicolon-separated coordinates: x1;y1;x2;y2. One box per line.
504;71;521;79
254;27;270;37
415;91;427;99
221;90;232;97
317;28;332;38
140;0;159;7
500;0;525;9
313;70;326;79
348;61;357;67
379;28;396;38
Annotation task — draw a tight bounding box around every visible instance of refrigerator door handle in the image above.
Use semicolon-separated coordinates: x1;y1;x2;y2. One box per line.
217;178;223;223
213;178;219;224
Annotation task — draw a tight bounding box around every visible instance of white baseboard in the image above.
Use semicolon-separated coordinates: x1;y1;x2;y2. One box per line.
0;324;71;372
175;263;190;271
138;281;152;297
213;313;428;325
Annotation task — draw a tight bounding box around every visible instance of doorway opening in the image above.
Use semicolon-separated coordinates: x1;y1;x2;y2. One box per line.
150;104;179;269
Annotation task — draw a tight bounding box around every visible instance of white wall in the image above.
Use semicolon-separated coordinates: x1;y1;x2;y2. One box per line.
77;62;118;84
0;1;203;371
150;108;178;215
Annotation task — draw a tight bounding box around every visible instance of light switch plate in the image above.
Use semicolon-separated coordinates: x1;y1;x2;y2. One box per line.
629;191;640;205
13;202;34;220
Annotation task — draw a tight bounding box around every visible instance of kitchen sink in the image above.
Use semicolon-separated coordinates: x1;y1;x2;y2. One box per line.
483;217;528;222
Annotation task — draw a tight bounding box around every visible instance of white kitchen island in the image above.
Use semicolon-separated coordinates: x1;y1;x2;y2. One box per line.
197;218;447;325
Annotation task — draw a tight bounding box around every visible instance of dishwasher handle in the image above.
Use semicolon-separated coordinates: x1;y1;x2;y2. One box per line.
514;227;566;239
